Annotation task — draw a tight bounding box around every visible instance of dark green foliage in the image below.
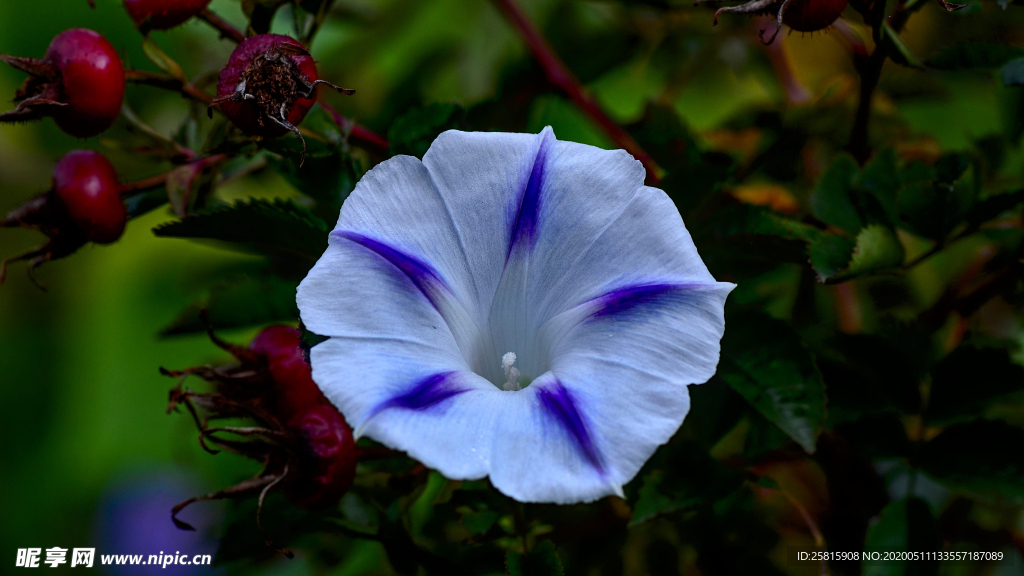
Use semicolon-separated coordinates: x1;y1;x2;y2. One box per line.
927;42;1024;70
153;199;330;262
919;421;1024;503
927;346;1024;425
161;274;300;336
863;498;940;576
388;103;467;159
718;312;827;453
631;441;743;524
506;540;564;576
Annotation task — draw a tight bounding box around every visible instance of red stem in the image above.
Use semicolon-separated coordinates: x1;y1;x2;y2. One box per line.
198;9;246;44
491;0;662;182
318;100;391;156
120;154;229;197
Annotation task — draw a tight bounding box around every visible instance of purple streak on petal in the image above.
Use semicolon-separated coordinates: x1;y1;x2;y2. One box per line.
506;130;554;259
333;231;448;312
589;283;705;319
375;371;466;415
538;380;604;474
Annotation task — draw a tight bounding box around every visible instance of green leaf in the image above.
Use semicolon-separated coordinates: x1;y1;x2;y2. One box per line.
161;274;300;336
860;149;902;226
166;163;204;217
153;199;330;262
841;225;905;278
721;204;823;243
863;498;939;576
388;103;465;158
507;540;563;576
718;313;827;453
808;233;856;282
263;133;359;219
810;153;862;235
881;23;925;70
141;37;187;81
631;441;743;524
928;42;1024;70
927;346;1024;425
1001;58;1024;86
918;420;1024;503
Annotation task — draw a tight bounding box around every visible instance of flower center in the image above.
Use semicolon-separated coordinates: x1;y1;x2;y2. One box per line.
501;352;521;391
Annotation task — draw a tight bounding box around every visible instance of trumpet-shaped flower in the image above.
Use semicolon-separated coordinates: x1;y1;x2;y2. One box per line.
297;128;734;503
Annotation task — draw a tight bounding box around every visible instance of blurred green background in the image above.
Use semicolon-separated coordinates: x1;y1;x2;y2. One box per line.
2;0;1024;574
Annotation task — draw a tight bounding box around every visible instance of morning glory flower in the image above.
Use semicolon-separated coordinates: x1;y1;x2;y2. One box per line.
297;127;734;504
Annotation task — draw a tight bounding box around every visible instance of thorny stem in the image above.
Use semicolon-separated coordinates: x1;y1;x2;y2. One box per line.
198;8;246;44
491;0;663;183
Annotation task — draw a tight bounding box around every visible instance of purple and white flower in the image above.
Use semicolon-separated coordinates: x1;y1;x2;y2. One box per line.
297;127;734;504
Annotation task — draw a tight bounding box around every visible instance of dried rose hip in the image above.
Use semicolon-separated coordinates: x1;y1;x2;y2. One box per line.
211;34;354;162
123;0;212;31
0;29;125;138
1;149;125;286
164;322;362;553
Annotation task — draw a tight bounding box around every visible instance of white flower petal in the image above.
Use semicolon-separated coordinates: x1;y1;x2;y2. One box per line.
309;338;499;480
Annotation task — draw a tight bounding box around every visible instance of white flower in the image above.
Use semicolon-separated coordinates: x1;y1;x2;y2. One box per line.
297;127;734;504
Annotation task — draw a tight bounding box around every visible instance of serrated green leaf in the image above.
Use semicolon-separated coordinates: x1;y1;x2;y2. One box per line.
842;225;905;277
631;442;743;524
928;42;1024;70
388;103;465;158
918;420;1024;503
507;540;563;576
808;233;856;281
881;24;925;70
863;498;939;576
141;37;187;81
811;153;862;235
1002;58;1024;86
161;274;300;336
718;313;826;453
153;198;330;261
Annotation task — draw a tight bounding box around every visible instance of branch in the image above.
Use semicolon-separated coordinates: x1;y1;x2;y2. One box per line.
847;0;916;162
198;8;246;43
491;0;662;182
126;69;213;105
120;154;229;197
318;100;391;156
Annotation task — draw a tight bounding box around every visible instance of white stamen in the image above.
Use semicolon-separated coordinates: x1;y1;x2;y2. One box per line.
502;352;521;391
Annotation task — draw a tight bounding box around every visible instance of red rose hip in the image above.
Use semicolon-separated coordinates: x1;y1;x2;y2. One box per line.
0;29;125;138
249;325;327;418
782;0;848;32
123;0;212;30
53;150;126;244
285;405;357;509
